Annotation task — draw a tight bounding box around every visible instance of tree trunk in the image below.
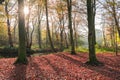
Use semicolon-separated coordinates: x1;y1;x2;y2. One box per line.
86;0;100;65
15;0;28;64
37;5;42;49
115;27;118;56
13;17;17;44
67;0;76;54
26;6;30;49
64;31;69;48
60;28;64;50
73;13;78;48
45;0;56;52
112;0;120;38
29;21;35;49
59;18;64;51
5;2;13;47
112;0;118;55
93;0;96;44
102;20;107;47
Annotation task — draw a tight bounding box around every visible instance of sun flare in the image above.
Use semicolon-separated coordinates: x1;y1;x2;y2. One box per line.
24;6;29;15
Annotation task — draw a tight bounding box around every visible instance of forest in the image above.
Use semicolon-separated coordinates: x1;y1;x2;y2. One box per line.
0;0;120;80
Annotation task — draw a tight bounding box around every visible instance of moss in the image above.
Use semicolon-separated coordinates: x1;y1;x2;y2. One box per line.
14;57;28;65
14;52;28;65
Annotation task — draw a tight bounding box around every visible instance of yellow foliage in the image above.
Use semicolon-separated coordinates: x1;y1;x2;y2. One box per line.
0;5;4;12
0;23;8;39
107;1;117;6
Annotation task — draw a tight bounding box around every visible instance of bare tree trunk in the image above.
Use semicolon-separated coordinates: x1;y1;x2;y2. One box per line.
60;25;64;50
64;31;69;48
29;20;35;49
112;0;120;38
67;0;76;54
112;24;118;55
93;0;96;44
5;1;13;47
102;21;107;47
25;7;30;49
59;18;64;50
86;0;100;65
15;0;28;64
37;5;42;49
45;0;56;52
13;16;17;44
73;13;78;48
115;27;118;56
112;25;116;52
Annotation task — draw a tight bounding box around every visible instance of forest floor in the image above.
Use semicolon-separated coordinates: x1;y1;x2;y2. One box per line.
0;52;120;80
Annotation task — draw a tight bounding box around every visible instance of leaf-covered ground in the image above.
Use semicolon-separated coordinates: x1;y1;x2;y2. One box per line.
0;52;120;80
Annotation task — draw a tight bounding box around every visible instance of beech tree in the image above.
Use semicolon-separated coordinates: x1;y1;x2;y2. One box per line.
67;0;76;54
15;0;28;64
45;0;56;52
5;1;13;47
86;0;101;65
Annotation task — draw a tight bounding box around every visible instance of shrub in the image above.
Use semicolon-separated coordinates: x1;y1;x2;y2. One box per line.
0;47;34;58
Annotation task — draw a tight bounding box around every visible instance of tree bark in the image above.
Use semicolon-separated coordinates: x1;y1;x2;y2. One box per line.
86;0;100;65
5;2;13;47
112;0;120;38
45;0;56;52
37;5;42;49
67;0;76;54
29;21;35;49
15;0;28;64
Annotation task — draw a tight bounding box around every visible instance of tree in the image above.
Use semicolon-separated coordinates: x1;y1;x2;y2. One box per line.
37;5;42;48
29;19;35;49
37;2;44;49
98;0;119;55
45;0;56;52
5;1;13;47
25;0;31;49
55;0;65;50
67;0;76;54
86;0;101;65
15;0;28;64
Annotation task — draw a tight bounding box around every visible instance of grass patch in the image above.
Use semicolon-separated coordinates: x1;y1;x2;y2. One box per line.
64;46;117;54
95;44;115;53
76;47;88;53
64;47;88;53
